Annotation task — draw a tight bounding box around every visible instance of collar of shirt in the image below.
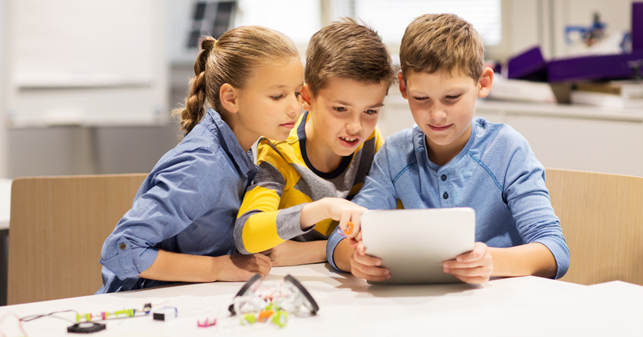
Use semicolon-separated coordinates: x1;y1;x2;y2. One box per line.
206;108;258;179
415;120;479;173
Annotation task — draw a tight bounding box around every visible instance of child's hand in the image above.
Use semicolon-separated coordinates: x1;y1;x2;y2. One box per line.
323;198;366;240
261;240;326;267
350;241;390;281
442;242;493;284
348;231;362;250
214;254;272;281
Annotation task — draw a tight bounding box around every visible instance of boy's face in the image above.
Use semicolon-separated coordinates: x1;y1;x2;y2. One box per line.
398;68;492;155
302;78;387;158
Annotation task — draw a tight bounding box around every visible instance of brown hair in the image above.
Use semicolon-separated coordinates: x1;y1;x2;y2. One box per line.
305;18;395;97
399;14;484;82
173;26;299;134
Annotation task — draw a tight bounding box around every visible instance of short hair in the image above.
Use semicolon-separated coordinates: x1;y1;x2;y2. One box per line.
400;14;484;82
305;18;395;97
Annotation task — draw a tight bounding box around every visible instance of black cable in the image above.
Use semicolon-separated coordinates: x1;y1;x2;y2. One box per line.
20;310;78;323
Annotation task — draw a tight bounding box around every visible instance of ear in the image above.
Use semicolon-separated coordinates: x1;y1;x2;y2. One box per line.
301;83;313;111
477;67;494;98
219;83;239;114
397;70;408;99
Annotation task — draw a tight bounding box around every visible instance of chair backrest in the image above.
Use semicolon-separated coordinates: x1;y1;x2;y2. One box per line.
545;168;643;286
8;174;147;305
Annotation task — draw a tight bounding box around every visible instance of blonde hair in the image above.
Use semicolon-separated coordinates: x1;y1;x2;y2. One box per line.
305;18;395;97
173;26;299;134
399;14;484;82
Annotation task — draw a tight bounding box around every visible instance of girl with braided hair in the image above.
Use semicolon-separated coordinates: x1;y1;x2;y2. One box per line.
98;26;303;293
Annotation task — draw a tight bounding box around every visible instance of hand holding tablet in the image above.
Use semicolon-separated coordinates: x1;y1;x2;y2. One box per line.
354;208;477;284
442;241;493;284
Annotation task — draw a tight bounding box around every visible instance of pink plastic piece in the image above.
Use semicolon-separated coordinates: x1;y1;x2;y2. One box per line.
197;317;217;328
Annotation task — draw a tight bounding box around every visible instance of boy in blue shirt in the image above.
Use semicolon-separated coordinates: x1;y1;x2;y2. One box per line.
326;14;569;284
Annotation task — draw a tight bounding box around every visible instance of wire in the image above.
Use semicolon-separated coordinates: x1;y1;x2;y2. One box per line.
0;312;29;337
20;310;78;323
152;295;212;317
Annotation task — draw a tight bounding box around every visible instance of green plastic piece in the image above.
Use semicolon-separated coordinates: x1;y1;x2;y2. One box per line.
243;314;256;324
114;309;135;318
265;302;279;311
272;310;288;327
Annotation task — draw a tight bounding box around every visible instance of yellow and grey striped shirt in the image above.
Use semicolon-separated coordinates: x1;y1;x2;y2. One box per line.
234;111;384;254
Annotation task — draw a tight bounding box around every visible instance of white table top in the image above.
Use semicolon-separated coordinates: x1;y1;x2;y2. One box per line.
1;263;641;337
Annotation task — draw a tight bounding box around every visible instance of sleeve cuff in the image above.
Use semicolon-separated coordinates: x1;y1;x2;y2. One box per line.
534;238;570;279
326;229;349;273
101;237;159;280
276;203;315;239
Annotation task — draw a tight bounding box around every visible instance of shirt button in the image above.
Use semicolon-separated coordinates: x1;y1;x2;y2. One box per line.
441;174;447;181
119;243;126;250
443;192;449;199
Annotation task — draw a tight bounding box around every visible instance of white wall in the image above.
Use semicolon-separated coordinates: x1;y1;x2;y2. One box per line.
0;0;639;179
1;0;179;179
0;0;7;178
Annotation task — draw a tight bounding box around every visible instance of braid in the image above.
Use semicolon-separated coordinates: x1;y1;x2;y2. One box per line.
172;37;216;135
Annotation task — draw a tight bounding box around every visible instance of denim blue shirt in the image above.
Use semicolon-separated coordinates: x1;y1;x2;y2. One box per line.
327;117;570;279
97;109;258;293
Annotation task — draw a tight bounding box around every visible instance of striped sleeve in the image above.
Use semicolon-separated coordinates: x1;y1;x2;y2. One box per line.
234;140;314;254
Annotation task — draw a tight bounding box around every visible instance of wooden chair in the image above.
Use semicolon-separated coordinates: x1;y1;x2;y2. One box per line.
8;174;147;305
545;168;643;286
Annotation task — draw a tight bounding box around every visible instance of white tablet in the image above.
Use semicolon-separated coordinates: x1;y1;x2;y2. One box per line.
360;208;476;285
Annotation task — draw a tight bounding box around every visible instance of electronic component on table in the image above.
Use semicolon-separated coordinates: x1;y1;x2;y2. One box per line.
228;273;318;328
153;307;178;321
76;303;152;322
67;322;106;334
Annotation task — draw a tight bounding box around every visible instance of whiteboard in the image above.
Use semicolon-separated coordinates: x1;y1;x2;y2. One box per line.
4;0;168;127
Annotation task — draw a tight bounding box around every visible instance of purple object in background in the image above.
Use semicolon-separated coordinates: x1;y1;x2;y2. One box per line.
507;46;547;79
634;2;643;51
547;50;643;82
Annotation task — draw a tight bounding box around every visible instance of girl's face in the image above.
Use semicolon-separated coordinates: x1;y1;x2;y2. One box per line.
234;57;304;149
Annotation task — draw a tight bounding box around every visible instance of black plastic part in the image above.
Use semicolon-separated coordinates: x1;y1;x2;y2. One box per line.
284;274;319;315
67;322;106;334
228;273;263;315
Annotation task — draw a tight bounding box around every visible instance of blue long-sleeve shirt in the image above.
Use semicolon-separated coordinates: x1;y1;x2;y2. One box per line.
97;109;258;293
327;117;569;279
